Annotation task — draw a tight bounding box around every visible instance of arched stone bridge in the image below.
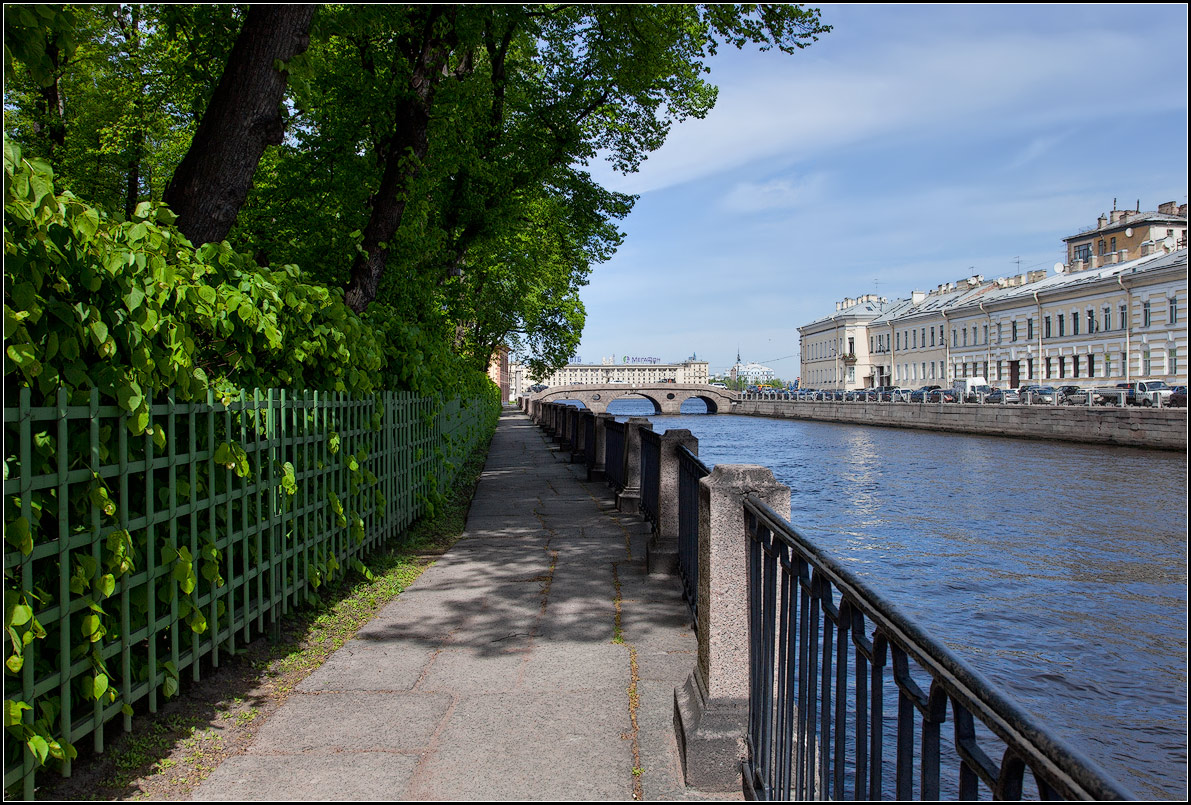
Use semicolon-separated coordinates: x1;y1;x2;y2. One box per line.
528;383;737;414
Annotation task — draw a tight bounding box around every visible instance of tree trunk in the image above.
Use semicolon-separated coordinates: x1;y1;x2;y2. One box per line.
164;5;316;246
344;6;457;313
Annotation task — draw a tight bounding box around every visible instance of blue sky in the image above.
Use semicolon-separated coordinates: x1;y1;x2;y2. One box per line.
574;4;1188;379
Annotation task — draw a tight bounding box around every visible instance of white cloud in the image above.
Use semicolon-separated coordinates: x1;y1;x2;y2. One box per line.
719;173;828;214
591;23;1185;196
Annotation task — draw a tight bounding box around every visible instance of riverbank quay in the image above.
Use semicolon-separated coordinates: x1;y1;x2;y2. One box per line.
191;408;725;801
524;399;1144;799
731;397;1187;450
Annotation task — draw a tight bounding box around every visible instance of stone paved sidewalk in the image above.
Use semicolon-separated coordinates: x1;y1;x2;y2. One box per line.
192;409;733;801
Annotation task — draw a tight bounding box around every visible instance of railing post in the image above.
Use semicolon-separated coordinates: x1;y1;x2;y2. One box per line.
589;412;613;481
617;416;653;513
674;465;790;792
647;429;699;576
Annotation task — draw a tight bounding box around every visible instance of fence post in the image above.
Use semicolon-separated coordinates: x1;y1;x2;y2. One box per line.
674;465;790;792
589;413;613;481
647;429;699;576
617;416;653;513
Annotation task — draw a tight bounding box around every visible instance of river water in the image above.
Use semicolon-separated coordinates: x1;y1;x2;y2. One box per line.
600;397;1187;799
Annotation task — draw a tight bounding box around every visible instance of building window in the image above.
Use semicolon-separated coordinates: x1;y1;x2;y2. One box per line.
1027;358;1034;379
930;328;935;347
1170;297;1178;325
1143;300;1152;327
911;330;916;349
1045;357;1052;378
1098;239;1107;255
1103;307;1111;331
1120;304;1127;330
1088;353;1096;378
997;323;1003;344
1073;243;1091;262
962;329;967;347
983;325;988;345
1087;309;1096;333
1103;354;1111;377
1044;316;1051;339
1170;349;1178;376
1027;318;1034;340
1072;312;1079;336
1010;322;1017;342
1073;355;1080;378
1058;316;1065;337
1059;357;1066;379
1110;236;1116;252
1143;350;1152;375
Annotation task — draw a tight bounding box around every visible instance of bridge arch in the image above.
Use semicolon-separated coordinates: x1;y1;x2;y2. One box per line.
529;384;735;415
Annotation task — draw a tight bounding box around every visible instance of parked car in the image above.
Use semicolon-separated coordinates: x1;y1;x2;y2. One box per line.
528;384;549;393
962;385;994;403
1017;384;1042;402
927;388;958;403
1027;386;1058;404
1059;386;1094;405
1170;386;1187;408
909;385;942;402
1056;385;1084;405
986;387;1019;404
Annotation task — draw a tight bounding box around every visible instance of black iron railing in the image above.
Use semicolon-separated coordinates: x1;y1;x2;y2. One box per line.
583;413;596;474
741;495;1134;801
676;444;709;627
639;429;661;529
604;419;626;492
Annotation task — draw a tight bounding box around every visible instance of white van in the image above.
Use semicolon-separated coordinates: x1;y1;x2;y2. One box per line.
952;377;989;395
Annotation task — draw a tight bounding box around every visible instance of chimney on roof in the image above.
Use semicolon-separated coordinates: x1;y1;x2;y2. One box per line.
1158;201;1177;215
911;290;926;305
1110;209;1128;224
1097;214;1108;229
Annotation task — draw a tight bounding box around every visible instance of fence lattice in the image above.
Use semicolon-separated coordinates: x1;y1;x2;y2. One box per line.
4;386;496;797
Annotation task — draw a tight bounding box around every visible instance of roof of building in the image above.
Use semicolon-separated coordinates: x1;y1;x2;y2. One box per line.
1063;210;1187;242
799;247;1187;334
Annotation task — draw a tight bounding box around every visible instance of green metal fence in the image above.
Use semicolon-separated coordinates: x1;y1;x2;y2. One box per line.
3;386;497;798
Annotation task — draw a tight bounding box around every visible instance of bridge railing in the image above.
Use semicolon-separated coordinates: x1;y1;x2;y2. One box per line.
528;408;1134;801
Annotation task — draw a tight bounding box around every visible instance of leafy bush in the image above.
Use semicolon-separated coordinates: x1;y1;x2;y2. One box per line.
4;137;500;795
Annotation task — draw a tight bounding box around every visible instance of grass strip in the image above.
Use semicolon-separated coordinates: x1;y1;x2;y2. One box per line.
34;433;494;801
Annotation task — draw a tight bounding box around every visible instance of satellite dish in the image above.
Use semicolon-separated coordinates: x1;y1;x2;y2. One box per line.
1125;228;1133;237
1053;262;1065;274
1163;236;1177;251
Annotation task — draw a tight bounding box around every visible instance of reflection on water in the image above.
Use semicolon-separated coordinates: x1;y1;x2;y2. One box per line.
609;398;1187;798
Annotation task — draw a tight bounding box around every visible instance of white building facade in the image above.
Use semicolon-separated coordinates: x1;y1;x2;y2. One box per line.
799;250;1187;391
511;358;710;391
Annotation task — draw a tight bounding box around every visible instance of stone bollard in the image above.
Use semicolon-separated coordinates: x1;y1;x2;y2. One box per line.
588;413;613;481
646;429;699;576
616;417;654;513
674;465;791;792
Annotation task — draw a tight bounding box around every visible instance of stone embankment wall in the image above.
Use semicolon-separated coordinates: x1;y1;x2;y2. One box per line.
731;400;1187;451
